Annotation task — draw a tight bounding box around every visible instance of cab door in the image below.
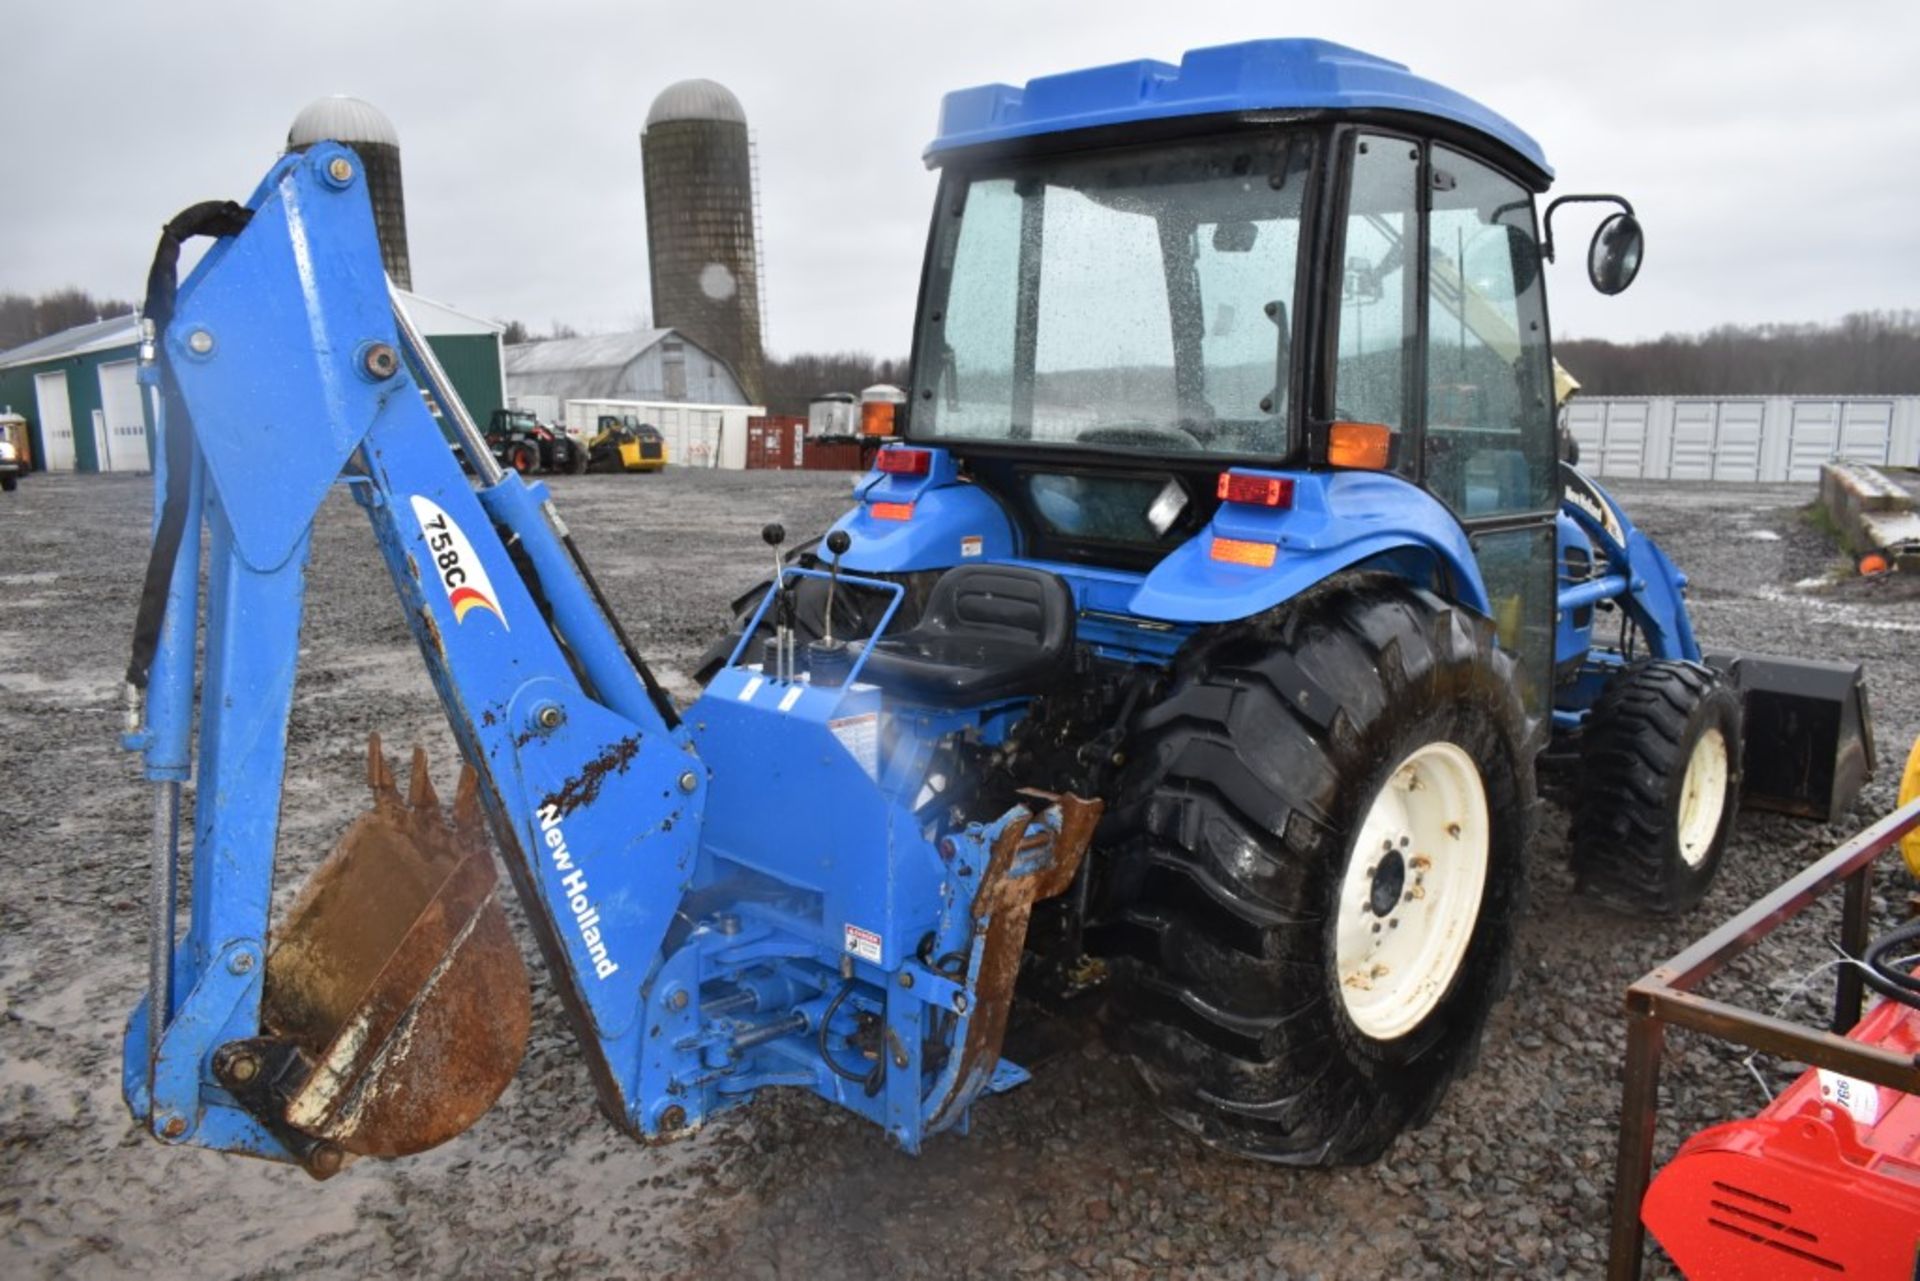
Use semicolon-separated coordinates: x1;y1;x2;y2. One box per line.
1328;132;1558;717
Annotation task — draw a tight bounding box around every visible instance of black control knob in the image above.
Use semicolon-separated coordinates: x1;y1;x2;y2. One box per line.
826;530;851;557
762;523;786;547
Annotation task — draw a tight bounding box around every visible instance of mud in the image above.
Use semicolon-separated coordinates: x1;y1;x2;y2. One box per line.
1;469;1915;1279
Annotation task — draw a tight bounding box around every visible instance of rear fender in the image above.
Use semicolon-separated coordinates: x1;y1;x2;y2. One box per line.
1129;470;1489;623
831;448;1020;572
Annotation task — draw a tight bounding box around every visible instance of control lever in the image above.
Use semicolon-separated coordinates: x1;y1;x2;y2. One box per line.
809;531;854;687
761;523;790;681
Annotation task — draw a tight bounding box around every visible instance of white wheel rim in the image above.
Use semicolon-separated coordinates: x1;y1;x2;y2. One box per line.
1676;727;1729;868
1335;741;1490;1042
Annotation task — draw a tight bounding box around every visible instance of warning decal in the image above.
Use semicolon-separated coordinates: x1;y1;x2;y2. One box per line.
844;924;882;963
960;535;983;558
829;712;880;779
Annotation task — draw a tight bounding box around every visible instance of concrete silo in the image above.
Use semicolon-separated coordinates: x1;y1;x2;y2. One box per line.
287;95;412;290
641;79;765;404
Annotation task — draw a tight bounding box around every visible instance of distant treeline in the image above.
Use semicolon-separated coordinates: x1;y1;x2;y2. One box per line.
761;351;909;416
0;289;135;352
1559;311;1920;396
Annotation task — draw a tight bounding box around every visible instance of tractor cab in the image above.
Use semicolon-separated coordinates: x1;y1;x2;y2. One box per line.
870;39;1644;714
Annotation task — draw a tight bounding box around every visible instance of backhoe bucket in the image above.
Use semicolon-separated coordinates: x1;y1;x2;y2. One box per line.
236;737;530;1177
1706;653;1877;825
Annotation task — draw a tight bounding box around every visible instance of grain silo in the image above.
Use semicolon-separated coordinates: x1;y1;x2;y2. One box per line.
287;95;412;290
641;79;765;404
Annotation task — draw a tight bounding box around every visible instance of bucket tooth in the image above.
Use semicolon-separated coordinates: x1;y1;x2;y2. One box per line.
407;744;439;815
257;736;529;1169
366;729;401;810
452;764;484;838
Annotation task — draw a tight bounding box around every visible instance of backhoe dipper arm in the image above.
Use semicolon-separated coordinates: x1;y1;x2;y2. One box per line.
120;144;703;1166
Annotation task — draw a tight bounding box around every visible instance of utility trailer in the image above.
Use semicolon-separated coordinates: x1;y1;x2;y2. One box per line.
120;39;1873;1180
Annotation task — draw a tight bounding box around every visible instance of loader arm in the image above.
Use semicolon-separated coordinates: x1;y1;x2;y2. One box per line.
122;145;705;1169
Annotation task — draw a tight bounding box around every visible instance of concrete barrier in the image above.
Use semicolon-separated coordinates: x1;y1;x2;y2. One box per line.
1820;461;1920;568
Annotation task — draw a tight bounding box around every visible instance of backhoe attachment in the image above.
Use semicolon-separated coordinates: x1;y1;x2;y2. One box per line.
123;140;1098;1177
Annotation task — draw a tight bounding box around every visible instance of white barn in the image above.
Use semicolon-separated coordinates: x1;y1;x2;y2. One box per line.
504;329;748;412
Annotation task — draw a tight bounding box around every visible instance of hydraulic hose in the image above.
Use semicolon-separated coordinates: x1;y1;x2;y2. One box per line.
1861;917;1920;1010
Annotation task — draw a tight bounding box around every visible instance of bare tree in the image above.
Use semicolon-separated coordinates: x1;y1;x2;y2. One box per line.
1559;311;1920;396
761;351;910;415
0;288;137;352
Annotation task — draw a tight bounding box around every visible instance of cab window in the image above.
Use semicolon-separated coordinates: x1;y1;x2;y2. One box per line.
1424;147;1554;516
1331;135;1419;472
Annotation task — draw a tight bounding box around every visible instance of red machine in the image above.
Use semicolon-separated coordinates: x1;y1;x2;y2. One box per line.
1642;986;1920;1277
1609;759;1920;1280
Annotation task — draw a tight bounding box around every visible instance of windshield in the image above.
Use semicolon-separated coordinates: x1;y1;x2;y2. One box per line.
913;134;1314;457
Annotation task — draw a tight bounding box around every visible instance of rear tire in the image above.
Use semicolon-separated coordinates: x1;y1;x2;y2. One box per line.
506;441;539;475
1572;660;1741;914
567;442;589;475
1095;575;1533;1164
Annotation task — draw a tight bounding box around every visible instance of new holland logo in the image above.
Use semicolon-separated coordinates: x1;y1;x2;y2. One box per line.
409;495;509;630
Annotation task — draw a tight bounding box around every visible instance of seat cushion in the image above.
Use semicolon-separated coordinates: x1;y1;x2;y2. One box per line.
856;565;1074;705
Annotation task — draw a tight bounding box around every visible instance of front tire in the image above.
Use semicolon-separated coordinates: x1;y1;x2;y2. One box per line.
1572;660;1741;914
1095;576;1534;1164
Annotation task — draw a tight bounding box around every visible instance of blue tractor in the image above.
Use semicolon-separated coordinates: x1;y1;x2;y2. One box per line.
122;39;1872;1177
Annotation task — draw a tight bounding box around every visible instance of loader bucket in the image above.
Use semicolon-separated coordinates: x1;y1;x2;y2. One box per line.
1705;653;1877;825
248;737;529;1174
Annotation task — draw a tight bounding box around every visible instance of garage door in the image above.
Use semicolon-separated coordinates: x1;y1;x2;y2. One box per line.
34;370;76;471
96;360;151;472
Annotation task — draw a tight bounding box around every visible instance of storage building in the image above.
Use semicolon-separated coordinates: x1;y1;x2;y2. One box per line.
504;329;748;410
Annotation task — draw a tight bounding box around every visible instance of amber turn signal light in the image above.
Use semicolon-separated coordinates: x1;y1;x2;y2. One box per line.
1328;421;1393;469
1209;536;1277;568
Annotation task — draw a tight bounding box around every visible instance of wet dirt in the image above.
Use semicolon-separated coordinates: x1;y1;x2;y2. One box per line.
1;470;1915;1279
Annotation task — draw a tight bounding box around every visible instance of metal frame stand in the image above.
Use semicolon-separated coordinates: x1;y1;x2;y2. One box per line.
1607;796;1920;1279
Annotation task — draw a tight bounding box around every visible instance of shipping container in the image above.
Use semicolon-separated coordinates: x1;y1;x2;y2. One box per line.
563;397;766;469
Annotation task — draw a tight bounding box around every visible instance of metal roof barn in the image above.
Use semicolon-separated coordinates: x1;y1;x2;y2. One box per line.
503;329;748;406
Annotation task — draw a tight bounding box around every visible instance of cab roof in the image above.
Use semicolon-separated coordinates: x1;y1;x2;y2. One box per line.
926;38;1550;180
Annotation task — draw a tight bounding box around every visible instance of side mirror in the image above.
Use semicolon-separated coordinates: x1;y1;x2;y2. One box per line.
1588;212;1644;295
1465;223;1540;296
1212;221;1258;253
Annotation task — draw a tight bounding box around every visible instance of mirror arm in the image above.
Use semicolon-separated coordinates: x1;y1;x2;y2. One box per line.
1541;193;1636;262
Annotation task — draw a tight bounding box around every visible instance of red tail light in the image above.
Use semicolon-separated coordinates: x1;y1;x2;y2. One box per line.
1216;472;1294;508
876;447;931;476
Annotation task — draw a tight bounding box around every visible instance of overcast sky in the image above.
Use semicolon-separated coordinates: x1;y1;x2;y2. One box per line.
7;1;1917;356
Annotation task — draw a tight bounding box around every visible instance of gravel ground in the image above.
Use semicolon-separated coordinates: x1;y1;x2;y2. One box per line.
2;468;1914;1279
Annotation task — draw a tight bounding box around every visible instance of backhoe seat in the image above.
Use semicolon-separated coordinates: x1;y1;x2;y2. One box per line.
856;565;1074;706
